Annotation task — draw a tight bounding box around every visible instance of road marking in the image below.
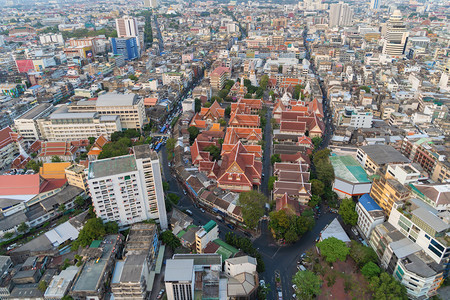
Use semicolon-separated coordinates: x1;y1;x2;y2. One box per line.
271;246;281;259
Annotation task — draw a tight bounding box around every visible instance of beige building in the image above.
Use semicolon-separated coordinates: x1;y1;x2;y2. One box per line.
69;93;146;129
65;164;88;190
38;109;121;141
14;103;54;142
195;220;219;253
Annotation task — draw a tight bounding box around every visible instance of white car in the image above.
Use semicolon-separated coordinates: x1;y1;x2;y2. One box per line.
259;279;265;286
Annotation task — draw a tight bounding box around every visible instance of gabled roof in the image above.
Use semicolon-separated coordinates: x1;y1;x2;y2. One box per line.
276;193;301;216
11;154;30;169
0;174;42;196
39;162;71;179
87;135;110;156
0;127;22;150
39;141;77;157
229;113;260;127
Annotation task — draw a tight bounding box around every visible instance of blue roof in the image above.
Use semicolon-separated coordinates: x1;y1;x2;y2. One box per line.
359;194;382;212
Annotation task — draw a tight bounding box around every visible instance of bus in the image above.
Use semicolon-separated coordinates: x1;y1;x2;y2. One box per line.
160;125;166;134
155;142;162;152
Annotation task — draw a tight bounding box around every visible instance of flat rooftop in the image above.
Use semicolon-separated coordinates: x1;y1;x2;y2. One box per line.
360;145;409;165
71;235;118;292
88;155;137;179
16;103;53;120
165;259;194;282
96;93;138;106
173;253;222;266
133;144;158;160
330;155;370;183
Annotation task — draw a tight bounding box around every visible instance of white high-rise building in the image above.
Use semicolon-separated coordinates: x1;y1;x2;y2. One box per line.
115;16;141;53
329;2;353;28
382;10;409;57
370;0;381;10
144;0;158;8
88;145;168;229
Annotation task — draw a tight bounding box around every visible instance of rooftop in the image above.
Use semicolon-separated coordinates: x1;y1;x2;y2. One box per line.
165;259;194;282
173;253;222;266
359;145;409;165
16;103;53;120
88;155;137;179
321;218;350;243
358;194;382;212
330;155;370;183
96;93;139;106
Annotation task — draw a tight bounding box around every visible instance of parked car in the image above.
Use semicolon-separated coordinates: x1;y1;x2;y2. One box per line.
297;265;306;271
259;279;265;287
185;209;193;216
157;289;165;299
200;208;205;213
351;227;359;236
227;223;235;230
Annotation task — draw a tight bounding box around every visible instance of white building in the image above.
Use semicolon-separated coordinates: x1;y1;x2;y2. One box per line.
370;0;381;10
386;164;421;185
39;33;64;45
116;16;141;53
356;194;385;238
144;0;158;8
14;103;54;142
88;145;168;229
330;155;372;199
329;2;353;28
224;256;257;277
338;107;373;129
382;10;409;57
182;98;194;112
44;266;79;299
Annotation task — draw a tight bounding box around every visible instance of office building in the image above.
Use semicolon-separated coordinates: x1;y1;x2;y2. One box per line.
65;164;88;191
38;105;121;141
69;93;146;129
329;2;353;28
88;145;168;229
0;127;25;170
144;0;158;8
116;16;141;54
111;37;139;60
14;103;54;142
370;0;381;10
356;145;409;175
382;10;409;57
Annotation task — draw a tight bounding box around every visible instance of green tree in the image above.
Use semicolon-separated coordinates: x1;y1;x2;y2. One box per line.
369;272;408;300
349;240;378;268
3;232;14;240
71;218;106;250
17;222;29;233
104;221;119;233
75;196;85;207
162;182;170;192
269;210;291;239
88;137;96;144
317;237;350;263
128;74;138;81
204;144;221;161
38;280;48;292
361;262;381;278
218;89;229;99
310;179;325;196
269;90;275;102
312;148;331;165
311;136;322;149
293;85;302;100
292;270;322;300
161;230;181;250
225;105;231;117
58;204;66;213
315;159;335;186
26;160;42;172
166;138;176;154
268;176;277;191
285;229;298;243
339;198;358;226
167;193;180;204
61;295;74;300
238;191;266;229
270;154;281;165
359;86;371;93
51;155;62;162
259;74;269;90
188;126;200;144
244;93;253;99
308;195;321;208
218;118;227;127
194;98;201;113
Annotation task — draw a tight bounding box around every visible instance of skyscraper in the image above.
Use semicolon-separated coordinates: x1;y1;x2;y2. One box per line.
370;0;381;10
87;145;168;229
382;10;409;57
144;0;158;8
115;16;141;54
329;2;353;28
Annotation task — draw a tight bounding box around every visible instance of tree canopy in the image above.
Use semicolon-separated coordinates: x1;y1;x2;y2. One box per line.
349;240;378;268
292;270;322;300
361;262;381;279
238;191;266;229
259;74;269;90
339;198;358;226
270;154;281;165
204;144;221;161
71;218;107;250
188;126;200;144
317;237;350;263
369;272;407;300
310;179;325;196
268;176;277;191
269;209;315;243
161;230;181;250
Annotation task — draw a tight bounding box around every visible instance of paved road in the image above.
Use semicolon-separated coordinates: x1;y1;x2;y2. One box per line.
159;145;245;240
260;107;272;199
255;212;337;299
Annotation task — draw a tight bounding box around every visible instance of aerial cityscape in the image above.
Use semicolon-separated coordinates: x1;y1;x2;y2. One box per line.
0;0;449;299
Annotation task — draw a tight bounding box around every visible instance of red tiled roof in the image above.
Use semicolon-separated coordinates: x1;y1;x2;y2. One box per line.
39;141;78;157
0;174;41;196
0;127;22;150
40;178;67;193
276;193;301;216
11;154;30;169
29;140;41;153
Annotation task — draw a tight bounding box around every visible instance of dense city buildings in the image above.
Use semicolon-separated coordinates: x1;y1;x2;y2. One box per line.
0;0;449;299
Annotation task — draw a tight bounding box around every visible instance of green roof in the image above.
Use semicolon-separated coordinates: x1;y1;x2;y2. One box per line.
90;240;102;248
330;155;370;183
203;220;217;233
213;239;238;254
154;245;165;274
177;230;186;238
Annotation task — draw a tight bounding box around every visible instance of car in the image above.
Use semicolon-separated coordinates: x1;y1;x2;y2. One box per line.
300;253;306;259
227;224;235;230
351;227;359;236
259;279;265;286
183;190;187;195
297;264;306;271
200;208;205;213
156;289;165;299
185;209;193;216
292;284;297;290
